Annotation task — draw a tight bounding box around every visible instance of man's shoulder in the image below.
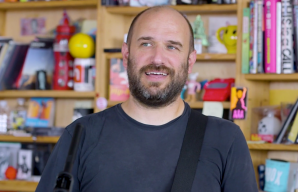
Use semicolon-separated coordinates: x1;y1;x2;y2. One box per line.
206;116;242;137
65;105;118;138
203;115;246;151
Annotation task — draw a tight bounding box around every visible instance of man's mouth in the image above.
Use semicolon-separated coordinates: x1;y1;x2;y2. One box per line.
145;72;168;76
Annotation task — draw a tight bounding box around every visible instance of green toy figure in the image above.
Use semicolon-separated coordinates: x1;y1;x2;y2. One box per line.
192;15;209;47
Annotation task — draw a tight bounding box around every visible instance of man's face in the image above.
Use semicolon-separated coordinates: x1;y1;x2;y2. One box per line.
122;8;196;108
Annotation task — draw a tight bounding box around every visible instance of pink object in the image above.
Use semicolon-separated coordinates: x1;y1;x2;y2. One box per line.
96;97;108;110
264;0;278;73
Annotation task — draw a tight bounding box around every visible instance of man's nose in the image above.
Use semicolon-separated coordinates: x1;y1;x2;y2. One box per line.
151;45;166;65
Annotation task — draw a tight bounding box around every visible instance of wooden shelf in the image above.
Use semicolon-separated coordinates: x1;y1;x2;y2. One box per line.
106;4;238;15
108;100;230;109
0;90;95;98
0;180;38;192
248;143;298;151
245;73;298;81
105;52;236;61
0;135;60;143
0;0;97;10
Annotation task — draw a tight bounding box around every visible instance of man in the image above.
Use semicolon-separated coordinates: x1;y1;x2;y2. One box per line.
37;6;258;192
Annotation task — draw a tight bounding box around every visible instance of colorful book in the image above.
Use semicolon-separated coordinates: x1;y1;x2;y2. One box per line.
281;0;294;74
257;0;264;73
242;8;250;74
25;98;55;128
249;0;257;73
109;58;130;101
264;0;278;73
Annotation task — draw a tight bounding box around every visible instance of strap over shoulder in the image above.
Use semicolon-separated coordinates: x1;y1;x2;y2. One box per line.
171;109;208;192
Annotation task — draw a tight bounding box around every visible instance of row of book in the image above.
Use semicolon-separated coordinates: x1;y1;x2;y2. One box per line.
242;0;298;74
101;0;237;6
0;37;55;91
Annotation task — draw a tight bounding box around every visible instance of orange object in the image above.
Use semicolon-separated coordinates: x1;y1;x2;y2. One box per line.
5;166;17;180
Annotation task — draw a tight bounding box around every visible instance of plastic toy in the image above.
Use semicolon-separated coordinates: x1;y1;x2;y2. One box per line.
185;73;201;102
69;33;95;58
258;111;281;136
5;166;17;180
216;25;237;54
192;15;208;46
202;78;235;101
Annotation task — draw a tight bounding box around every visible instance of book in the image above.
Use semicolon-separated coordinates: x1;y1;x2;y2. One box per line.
281;0;294;74
275;98;298;143
249;0;257;73
257;0;264;73
17;39;54;90
276;1;282;74
242;7;250;74
0;41;29;90
25;98;55;128
109;58;129;101
264;0;278;73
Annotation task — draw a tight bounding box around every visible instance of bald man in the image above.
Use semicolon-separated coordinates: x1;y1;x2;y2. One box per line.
37;6;258;192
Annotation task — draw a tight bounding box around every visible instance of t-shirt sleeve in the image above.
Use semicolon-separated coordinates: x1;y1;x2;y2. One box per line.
221;128;259;192
35;128;80;192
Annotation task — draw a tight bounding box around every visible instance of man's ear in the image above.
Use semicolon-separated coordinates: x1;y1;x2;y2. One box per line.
122;42;129;69
188;50;196;74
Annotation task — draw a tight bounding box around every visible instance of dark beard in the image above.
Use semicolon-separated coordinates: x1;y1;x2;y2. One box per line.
127;57;189;108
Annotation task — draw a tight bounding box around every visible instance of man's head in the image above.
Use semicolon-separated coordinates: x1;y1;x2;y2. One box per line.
122;6;197;108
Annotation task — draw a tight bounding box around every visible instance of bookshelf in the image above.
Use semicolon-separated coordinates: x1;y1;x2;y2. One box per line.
244;73;298;81
0;135;59;143
0;0;289;191
0;90;95;98
0;0;98;10
0;180;38;192
248;143;298;151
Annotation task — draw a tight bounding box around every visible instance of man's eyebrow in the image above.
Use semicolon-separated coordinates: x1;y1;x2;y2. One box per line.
137;36;154;41
167;40;183;48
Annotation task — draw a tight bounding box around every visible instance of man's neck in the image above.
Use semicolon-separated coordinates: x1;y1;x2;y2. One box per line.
121;96;185;126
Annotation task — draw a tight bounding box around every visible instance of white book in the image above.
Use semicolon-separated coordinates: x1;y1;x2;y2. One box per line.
276;2;282;74
281;0;294;74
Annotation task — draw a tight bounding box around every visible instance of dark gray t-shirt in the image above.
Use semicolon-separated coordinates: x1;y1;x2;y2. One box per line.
36;103;258;192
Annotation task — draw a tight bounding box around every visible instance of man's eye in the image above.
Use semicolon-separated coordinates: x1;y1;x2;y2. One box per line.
168;46;177;50
142;43;151;47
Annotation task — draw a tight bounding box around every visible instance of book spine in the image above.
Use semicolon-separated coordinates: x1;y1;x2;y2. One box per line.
281;0;294;73
264;0;277;73
275;98;298;143
294;5;298;72
276;1;282;74
287;112;298;143
249;0;257;73
242;8;250;74
257;0;264;73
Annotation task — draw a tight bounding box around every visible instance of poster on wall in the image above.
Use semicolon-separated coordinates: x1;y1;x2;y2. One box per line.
20;17;46;36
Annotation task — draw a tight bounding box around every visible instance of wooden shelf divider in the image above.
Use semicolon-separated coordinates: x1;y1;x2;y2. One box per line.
0;180;38;192
248;143;298;151
0;135;60;143
0;90;95;98
245;73;298;81
106;4;238;15
0;0;98;10
105;53;236;61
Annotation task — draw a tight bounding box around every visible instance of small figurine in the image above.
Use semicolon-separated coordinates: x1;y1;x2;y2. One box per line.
192;15;209;46
185;73;201;102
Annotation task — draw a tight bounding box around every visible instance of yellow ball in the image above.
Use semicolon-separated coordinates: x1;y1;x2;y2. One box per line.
69;33;95;58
